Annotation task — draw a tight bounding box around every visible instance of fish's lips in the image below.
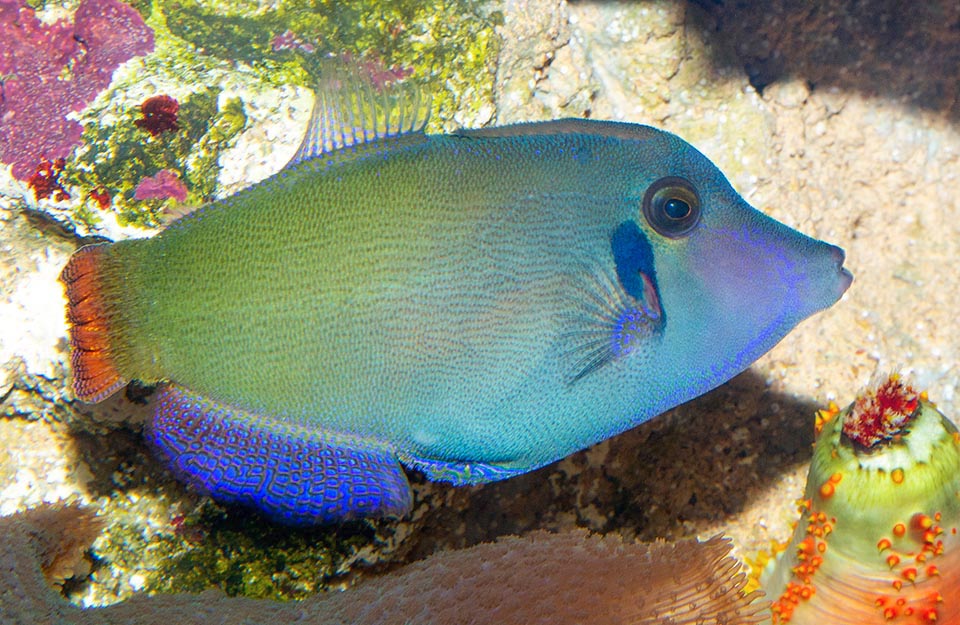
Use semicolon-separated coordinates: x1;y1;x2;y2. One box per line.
828;243;854;296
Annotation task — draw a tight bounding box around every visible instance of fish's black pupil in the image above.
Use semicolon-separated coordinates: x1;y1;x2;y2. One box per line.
663;198;690;220
641;177;701;239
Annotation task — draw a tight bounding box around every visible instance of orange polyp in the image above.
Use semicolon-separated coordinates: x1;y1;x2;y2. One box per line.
815;402;841;434
765;388;960;625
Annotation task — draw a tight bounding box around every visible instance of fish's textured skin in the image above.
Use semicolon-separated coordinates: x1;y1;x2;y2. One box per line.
63;113;851;523
147;384;412;523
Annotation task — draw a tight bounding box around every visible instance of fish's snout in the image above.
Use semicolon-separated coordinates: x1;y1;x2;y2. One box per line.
827;243;854;295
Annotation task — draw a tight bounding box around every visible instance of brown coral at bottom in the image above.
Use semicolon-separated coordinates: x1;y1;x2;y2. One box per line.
0;505;766;625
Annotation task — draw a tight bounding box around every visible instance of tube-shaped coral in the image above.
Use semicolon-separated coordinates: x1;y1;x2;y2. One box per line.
762;374;960;623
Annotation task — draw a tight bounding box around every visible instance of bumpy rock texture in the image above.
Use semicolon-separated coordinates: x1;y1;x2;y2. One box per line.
0;505;766;625
1;0;959;613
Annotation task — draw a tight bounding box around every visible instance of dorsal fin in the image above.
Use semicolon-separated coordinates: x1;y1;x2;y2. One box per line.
456;118;663;142
291;60;432;164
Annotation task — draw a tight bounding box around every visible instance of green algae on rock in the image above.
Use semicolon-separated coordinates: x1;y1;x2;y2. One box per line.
760;374;960;624
158;0;501;129
66;87;247;229
46;0;499;231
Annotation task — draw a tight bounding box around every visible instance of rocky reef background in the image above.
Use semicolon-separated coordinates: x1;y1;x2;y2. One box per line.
1;0;958;609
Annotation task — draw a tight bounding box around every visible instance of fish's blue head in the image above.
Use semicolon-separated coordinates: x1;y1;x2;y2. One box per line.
604;125;852;412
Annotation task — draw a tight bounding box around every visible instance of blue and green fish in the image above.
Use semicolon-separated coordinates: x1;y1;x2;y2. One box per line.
61;66;852;524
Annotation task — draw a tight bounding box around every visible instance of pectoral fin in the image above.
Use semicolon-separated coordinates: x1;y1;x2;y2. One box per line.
146;384;412;524
398;452;530;486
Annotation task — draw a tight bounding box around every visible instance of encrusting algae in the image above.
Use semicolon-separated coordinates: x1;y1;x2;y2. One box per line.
760;374;960;624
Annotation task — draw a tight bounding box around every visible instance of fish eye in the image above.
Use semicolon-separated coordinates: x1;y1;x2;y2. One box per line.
642;176;701;238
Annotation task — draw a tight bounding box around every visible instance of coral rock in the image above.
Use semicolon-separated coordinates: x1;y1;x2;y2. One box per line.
0;504;766;625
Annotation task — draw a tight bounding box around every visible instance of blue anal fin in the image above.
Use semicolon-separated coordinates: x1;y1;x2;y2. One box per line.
146;384;412;525
399;452;530;486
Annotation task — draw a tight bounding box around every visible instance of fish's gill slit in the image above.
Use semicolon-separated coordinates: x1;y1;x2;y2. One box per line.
559;262;664;384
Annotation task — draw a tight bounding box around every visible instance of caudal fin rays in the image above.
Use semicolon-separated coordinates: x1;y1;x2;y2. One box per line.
59;244;126;403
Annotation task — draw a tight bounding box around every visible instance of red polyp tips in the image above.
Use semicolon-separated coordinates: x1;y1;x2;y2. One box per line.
843;374;920;448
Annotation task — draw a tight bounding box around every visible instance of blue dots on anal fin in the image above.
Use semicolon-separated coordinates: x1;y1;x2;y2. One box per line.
145;384;412;525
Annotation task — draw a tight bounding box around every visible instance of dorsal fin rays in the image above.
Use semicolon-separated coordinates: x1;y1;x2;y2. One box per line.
291;61;432;165
456;118;662;142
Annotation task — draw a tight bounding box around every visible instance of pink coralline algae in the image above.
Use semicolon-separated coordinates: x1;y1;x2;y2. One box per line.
338;52;414;91
0;0;154;181
271;30;316;54
135;95;180;137
134;169;188;203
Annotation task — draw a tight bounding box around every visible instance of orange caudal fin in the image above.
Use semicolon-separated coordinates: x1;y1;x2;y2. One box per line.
60;245;126;402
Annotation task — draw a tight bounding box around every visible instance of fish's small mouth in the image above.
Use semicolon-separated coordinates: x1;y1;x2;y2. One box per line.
838;267;854;293
829;245;853;295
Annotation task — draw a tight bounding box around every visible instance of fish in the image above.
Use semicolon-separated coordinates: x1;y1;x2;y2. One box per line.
60;64;852;524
